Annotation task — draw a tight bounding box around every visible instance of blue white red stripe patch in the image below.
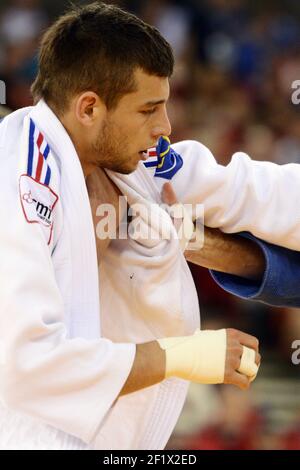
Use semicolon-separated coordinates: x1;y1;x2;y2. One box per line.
27;118;52;185
144;136;183;180
143;147;158;168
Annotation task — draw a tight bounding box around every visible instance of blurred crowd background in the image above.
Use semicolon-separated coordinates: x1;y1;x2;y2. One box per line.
1;0;300;450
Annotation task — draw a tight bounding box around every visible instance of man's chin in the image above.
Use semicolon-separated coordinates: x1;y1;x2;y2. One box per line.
110;162;139;175
96;156;140;175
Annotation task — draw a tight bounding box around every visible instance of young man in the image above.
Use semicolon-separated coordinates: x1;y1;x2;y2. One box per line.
0;2;258;450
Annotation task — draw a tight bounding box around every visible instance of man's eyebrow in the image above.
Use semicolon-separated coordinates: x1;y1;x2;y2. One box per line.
143;99;167;107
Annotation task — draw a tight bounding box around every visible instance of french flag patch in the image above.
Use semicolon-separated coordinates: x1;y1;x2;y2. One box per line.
27;118;52;186
20;118;58;245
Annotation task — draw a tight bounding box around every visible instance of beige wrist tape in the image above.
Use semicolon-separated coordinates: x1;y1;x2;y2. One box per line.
158;329;227;384
238;346;259;382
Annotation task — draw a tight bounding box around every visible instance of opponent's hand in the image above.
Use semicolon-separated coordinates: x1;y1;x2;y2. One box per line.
161;182;264;280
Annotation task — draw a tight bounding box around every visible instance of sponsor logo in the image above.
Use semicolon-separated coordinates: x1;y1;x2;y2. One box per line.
22;190;53;227
19;174;58;245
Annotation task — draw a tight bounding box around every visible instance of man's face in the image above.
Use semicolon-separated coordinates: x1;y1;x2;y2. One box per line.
92;68;171;174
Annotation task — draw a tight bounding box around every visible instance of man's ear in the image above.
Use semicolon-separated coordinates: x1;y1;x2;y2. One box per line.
74;92;107;127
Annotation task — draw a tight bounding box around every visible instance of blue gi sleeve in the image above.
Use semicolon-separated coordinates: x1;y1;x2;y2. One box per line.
210;233;300;308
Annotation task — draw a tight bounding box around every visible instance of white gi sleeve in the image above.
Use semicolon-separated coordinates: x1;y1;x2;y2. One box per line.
0;156;135;444
169;140;300;251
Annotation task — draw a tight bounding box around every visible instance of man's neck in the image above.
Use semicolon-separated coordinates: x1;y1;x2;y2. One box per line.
60;113;96;179
82;162;97;179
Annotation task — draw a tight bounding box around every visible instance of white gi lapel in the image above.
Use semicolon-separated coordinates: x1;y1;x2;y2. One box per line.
29;101;100;340
97;166;200;450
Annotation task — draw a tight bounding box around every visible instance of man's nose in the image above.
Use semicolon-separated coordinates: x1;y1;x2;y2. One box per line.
151;109;172;140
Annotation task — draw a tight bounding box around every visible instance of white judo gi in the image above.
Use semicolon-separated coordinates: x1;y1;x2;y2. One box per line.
0;101;200;450
0;102;136;450
1;99;298;450
96;139;300;447
163;140;300;252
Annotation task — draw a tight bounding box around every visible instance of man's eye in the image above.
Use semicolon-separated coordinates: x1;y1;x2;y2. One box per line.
141;108;156;115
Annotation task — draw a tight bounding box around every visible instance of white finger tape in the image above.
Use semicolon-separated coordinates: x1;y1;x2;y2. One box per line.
238;346;259;381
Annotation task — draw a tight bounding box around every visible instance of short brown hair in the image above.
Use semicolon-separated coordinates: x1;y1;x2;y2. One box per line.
31;2;174;114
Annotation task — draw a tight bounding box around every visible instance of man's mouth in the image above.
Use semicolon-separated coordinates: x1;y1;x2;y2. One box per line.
138;140;159;161
138;150;148;160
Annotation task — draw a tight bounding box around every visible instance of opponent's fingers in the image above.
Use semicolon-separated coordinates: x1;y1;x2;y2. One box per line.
161;182;178;205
